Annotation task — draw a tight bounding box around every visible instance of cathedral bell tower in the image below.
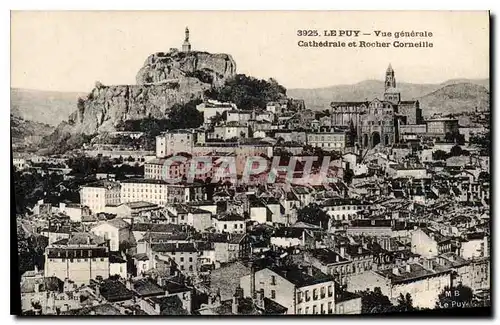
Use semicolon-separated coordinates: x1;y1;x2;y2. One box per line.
383;63;400;104
385;63;396;91
182;26;191;53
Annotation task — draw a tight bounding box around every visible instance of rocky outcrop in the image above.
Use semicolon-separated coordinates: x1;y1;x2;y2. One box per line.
59;49;237;136
136;50;236;87
67;77;209;135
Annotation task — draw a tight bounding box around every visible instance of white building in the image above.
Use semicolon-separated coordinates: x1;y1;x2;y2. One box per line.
348;262;452;309
226;110;252;124
120;178;170;206
44;234;109;285
90;218;131;252
240;266;339;315
156;130;195;158
306;132;349;151
55;202;91;223
80;181;121;214
212;213;246;234
196;99;237;124
212;124;249;140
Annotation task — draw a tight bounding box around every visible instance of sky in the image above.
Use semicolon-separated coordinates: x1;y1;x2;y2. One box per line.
11;11;489;92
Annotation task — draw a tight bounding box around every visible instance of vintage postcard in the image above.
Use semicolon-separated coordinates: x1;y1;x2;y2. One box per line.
11;11;490;316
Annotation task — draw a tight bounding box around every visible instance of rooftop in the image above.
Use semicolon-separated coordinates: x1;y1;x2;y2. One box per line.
100;279;134;302
376;262;452;284
132;278;165;297
269;265;334;288
307;248;348;265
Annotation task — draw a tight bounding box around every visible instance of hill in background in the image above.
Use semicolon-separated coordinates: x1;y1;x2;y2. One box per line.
11;88;85;126
419;83;490;117
11;114;54;150
288;78;489;116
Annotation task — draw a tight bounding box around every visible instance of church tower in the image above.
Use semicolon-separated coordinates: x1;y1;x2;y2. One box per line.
182;26;191;53
385;64;396;91
383;63;400;104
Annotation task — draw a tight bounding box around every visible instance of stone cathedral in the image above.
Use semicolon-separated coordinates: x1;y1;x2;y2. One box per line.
330;64;423;149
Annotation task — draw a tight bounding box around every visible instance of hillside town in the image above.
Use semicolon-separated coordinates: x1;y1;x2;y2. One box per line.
13;28;490;316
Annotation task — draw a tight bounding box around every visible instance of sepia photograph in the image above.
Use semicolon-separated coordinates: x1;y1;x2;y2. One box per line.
10;10;491;316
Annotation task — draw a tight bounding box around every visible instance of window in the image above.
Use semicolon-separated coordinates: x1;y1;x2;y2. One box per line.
271;275;276;285
328;302;333;314
313;305;317;314
313;288;318;300
181;265;185;270
189;257;193;262
271;290;276;299
305;290;310;302
297;292;303;303
189;265;193;271
180;257;184;262
321;287;326;299
298;308;302;314
328;285;333;297
305;307;309;314
224;224;227;230
321;304;325;314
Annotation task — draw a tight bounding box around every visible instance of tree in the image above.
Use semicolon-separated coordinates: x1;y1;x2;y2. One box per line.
343;168;354;185
470;131;490;149
360;287;394;314
297;204;330;230
168;99;203;130
432;150;448;161
204;74;287;110
478;171;490;182
436;284;473;309
449;145;464;157
396;293;415;311
445;131;465;145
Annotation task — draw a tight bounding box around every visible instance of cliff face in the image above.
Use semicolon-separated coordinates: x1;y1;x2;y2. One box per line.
136;50;236;87
68;77;209;135
61;50;237;136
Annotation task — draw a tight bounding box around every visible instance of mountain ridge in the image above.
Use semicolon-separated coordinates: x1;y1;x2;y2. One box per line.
287;78;489;116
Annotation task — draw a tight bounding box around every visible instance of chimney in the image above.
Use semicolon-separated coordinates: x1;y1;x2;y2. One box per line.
335;254;339;263
358;246;362;254
307;266;313;276
339;246;346;257
250;265;256;299
34;265;38;273
232;295;239;314
154;302;161;315
95;284;100;298
214;288;221;306
423;259;433;271
392;267;400;276
125;278;132;290
255;289;265;309
405;264;411;273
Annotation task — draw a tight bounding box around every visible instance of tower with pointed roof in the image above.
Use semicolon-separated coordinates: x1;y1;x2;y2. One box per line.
385;64;396;91
384;64;400;104
182;26;191;53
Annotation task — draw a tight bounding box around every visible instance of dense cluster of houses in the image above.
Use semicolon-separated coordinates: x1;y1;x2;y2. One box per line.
16;67;490;315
